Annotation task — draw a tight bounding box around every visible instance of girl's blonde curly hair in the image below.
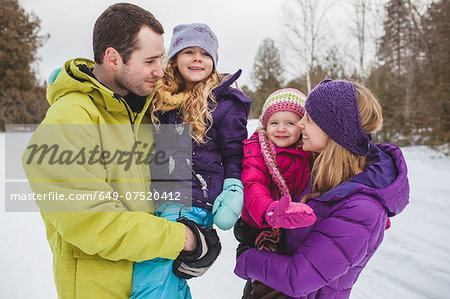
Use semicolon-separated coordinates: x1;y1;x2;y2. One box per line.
150;59;222;144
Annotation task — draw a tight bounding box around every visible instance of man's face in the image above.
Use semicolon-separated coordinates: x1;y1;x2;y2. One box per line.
116;27;164;97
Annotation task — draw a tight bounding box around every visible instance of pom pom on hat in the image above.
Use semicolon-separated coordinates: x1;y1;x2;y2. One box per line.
261;88;307;126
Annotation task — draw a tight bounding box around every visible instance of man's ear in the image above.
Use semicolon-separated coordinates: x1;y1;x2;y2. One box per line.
104;47;122;71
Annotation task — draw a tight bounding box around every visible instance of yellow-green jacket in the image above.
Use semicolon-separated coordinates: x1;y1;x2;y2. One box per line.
22;58;185;298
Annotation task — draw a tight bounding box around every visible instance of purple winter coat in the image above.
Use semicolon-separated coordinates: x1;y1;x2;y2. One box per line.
234;143;410;298
154;70;252;210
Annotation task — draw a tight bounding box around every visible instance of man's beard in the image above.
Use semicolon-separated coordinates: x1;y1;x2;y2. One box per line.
116;68;155;97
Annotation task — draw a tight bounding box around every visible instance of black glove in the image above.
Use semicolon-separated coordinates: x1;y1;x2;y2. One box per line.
172;216;222;279
233;217;261;260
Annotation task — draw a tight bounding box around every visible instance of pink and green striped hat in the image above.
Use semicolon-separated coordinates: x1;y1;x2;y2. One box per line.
260;88;307;125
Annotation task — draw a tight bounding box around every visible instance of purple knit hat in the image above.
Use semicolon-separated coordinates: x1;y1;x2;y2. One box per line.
167;23;219;68
305;78;370;156
261;88;306;126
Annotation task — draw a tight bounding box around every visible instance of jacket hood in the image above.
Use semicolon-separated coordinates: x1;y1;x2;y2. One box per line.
313;143;409;217
46;58;115;106
214;69;253;104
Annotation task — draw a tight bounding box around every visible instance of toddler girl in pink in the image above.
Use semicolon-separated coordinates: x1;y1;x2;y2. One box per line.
235;88;316;297
240;88;316;231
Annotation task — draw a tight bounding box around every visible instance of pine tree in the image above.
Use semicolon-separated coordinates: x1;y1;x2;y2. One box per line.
416;0;450;145
373;0;422;144
0;0;49;130
0;0;48;93
250;38;284;119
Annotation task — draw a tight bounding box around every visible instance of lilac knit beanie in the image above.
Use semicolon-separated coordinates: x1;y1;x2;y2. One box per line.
167;23;219;68
261;88;306;126
305;78;370;156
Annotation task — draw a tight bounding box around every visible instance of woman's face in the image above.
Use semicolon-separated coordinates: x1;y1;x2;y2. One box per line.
266;111;302;148
296;112;329;153
175;46;213;88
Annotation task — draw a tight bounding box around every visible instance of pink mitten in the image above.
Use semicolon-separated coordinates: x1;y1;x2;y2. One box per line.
265;194;316;229
385;218;391;230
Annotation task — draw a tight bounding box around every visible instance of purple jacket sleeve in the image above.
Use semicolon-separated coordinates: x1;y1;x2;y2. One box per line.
216;98;249;180
234;196;386;297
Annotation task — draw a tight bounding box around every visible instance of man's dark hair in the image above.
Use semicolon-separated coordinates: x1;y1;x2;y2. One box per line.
93;3;164;64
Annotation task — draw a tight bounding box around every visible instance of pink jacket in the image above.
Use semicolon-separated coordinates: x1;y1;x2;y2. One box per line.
241;132;311;229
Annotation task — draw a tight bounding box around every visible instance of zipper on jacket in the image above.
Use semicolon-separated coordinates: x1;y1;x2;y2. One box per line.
192;170;208;201
111;93;151;197
113;93;137;131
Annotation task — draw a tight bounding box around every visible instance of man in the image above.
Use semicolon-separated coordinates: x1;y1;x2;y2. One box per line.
22;3;218;298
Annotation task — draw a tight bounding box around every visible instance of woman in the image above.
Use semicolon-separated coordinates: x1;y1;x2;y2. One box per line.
234;79;409;298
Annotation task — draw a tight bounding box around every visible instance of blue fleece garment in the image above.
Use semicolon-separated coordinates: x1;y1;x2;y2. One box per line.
130;203;213;299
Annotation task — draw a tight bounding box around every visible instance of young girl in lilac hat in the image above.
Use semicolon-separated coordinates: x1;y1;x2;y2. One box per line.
235;79;410;298
235;88;316;298
131;23;252;299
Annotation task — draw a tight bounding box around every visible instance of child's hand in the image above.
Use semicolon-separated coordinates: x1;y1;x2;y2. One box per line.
212;178;244;230
265;194;316;229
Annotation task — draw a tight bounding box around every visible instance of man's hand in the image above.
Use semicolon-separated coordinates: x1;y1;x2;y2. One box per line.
173;217;221;279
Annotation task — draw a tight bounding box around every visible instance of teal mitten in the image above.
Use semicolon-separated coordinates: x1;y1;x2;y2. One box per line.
212;178;244;230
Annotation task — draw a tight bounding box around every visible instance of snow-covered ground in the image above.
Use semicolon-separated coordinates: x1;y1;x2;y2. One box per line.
1;120;450;298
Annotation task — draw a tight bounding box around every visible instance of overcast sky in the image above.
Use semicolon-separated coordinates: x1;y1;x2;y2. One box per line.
19;0;286;87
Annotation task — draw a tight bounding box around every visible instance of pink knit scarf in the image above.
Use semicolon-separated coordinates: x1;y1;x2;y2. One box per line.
258;131;290;197
256;131;291;253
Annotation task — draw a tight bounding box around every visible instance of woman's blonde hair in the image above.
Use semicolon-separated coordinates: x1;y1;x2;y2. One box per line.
150;59;222;144
302;82;383;202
